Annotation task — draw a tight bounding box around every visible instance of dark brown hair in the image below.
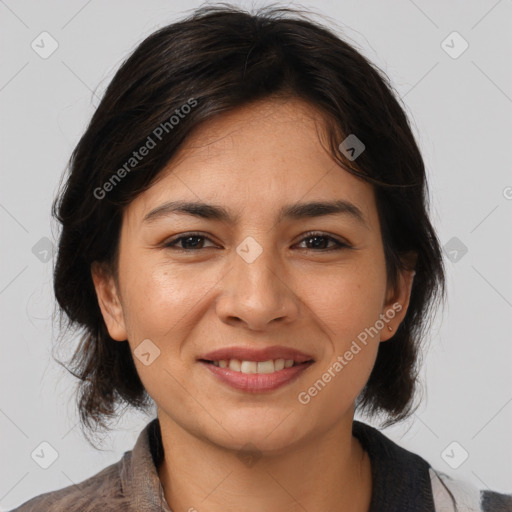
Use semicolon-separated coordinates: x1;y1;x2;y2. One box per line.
52;3;445;445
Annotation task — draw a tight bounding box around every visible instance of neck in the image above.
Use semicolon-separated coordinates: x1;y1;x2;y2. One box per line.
157;410;372;512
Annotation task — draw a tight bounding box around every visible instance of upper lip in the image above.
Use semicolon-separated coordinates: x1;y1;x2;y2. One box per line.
199;346;314;363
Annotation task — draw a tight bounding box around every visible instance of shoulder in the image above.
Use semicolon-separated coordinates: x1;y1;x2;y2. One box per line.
8;453;131;512
429;468;512;512
352;420;512;512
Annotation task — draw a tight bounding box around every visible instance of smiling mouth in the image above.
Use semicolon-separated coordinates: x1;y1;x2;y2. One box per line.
199;358;314;374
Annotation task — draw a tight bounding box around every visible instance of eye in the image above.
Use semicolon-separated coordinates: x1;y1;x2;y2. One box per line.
162;231;351;252
294;232;350;251
163;233;217;251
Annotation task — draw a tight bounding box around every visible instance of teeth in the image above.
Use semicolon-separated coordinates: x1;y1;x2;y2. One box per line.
240;360;257;374
274;359;285;371
228;359;241;371
211;358;299;373
257;360;275;374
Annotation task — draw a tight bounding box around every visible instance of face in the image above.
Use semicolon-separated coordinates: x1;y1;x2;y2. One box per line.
92;97;414;453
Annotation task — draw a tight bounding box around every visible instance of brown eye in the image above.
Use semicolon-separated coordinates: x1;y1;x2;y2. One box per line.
163;233;216;250
295;232;350;251
162;231;350;252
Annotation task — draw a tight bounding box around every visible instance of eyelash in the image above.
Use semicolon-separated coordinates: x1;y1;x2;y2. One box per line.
162;231;351;252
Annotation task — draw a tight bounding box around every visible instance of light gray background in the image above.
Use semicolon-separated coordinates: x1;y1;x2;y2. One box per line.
1;0;511;509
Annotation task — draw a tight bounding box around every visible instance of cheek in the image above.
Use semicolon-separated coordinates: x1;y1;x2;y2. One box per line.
119;259;198;343
296;254;386;404
119;262;207;400
296;267;385;423
306;256;388;347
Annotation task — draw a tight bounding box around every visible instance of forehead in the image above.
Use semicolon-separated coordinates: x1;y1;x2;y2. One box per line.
124;97;378;229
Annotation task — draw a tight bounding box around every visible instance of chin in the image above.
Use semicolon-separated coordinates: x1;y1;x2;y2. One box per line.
205;409;312;454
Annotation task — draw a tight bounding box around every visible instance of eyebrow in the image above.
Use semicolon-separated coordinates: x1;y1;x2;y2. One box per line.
142;199;369;228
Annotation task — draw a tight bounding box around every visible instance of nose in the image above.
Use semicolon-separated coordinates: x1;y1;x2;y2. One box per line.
215;239;300;331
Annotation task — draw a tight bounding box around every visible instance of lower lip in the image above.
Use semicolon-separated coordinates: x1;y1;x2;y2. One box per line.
199;361;314;392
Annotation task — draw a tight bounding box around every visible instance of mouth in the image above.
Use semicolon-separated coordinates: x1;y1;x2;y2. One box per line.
199;358;314;374
197;346;315;392
198;353;315;393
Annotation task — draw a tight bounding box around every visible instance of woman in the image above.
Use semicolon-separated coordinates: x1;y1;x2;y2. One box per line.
10;4;512;512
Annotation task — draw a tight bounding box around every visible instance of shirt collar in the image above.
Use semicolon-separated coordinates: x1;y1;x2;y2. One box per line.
123;417;435;511
120;417;172;511
352;420;436;511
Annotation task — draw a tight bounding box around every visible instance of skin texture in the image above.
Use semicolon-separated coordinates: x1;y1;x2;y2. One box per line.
92;97;415;512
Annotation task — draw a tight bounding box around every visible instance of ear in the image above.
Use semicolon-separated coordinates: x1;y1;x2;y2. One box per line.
379;252;417;342
91;261;128;341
